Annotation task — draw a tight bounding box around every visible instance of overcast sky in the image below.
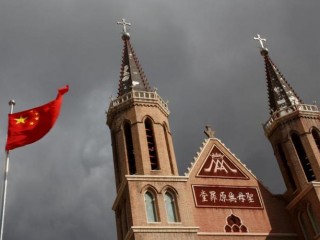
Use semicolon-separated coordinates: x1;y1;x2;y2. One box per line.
0;0;320;239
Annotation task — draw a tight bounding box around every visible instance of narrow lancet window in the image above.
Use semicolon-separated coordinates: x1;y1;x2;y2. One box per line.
124;121;136;174
307;204;320;235
120;201;129;237
164;191;179;222
144;191;158;222
298;212;310;240
312;129;320;153
145;119;159;170
277;144;297;191
291;133;315;182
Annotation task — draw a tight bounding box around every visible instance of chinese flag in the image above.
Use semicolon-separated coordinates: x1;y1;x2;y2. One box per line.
5;85;69;151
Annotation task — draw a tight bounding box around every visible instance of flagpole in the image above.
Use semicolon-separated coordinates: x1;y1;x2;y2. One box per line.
0;100;15;240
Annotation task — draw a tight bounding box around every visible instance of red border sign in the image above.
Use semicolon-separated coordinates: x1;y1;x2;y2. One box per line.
192;185;263;209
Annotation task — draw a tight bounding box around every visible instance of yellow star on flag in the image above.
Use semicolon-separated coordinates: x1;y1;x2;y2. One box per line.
14;116;28;124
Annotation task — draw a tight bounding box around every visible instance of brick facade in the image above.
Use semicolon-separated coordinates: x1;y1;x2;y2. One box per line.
106;30;320;240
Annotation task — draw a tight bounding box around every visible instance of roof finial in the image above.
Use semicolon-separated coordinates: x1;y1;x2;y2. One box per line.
117;18;131;40
204;125;215;138
254;34;269;56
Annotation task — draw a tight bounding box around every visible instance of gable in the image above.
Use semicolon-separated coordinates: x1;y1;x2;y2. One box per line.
186;138;256;181
186;138;265;210
197;145;249;179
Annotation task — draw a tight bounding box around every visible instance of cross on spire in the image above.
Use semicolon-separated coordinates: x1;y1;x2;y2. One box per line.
254;34;267;49
117;18;131;34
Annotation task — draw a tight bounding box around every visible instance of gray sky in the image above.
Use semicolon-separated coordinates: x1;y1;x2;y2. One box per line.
0;0;320;239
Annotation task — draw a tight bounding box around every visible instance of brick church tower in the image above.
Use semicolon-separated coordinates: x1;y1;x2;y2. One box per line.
106;19;199;240
106;21;320;240
255;35;320;240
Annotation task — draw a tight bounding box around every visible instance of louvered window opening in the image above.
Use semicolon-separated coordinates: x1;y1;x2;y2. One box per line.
277;144;297;191
312;129;320;153
145;119;159;170
291;133;315;182
124;122;136;174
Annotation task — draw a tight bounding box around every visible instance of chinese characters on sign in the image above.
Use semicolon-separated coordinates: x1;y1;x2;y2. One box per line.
197;146;248;179
193;185;263;209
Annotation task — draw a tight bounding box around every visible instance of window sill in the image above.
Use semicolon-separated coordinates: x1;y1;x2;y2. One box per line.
147;222;161;224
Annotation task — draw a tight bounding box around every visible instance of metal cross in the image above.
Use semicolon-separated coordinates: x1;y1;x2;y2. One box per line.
254;34;267;49
117;18;131;33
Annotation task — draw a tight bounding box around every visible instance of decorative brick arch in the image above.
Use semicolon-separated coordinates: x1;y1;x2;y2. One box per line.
140;184;159;194
225;214;248;232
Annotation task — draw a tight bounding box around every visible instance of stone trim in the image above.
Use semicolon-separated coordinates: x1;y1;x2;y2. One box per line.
112;179;128;210
264;108;320;137
124;226;199;240
126;175;189;182
132;226;199;233
198;232;298;237
287;181;320;210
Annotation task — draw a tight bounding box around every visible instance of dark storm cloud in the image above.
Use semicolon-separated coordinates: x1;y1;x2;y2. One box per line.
0;0;320;239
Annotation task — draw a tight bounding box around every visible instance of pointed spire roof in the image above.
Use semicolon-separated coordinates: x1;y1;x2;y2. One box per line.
254;34;302;114
116;19;151;97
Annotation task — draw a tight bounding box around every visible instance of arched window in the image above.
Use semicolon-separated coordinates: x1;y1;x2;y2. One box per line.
164;191;179;222
225;214;248;232
312;129;320;153
277;144;297;191
145;118;159;170
124;121;136;174
144;191;158;222
307;204;320;235
298;211;310;240
291;133;315;182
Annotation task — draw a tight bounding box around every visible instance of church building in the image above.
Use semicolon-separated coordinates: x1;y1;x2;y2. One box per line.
106;20;320;240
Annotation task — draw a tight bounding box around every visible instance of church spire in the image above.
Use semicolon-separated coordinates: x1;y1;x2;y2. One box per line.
116;19;151;97
254;34;302;114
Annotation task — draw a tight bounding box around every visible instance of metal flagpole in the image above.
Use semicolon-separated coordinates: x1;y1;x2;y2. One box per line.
0;100;15;240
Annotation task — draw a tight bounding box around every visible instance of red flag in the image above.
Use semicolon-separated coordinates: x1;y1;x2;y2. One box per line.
5;85;69;151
